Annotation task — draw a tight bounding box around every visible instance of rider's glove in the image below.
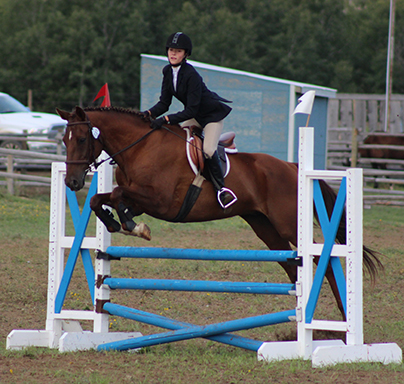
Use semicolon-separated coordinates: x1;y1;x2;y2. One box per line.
140;110;151;120
150;117;168;130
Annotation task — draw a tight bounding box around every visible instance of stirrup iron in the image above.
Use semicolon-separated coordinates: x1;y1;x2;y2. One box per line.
217;188;238;209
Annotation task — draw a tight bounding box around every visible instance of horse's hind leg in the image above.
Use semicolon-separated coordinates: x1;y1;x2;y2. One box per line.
243;213;346;320
241;213;298;283
316;258;346;321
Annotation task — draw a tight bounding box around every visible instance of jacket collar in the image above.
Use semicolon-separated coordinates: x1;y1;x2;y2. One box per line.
170;61;186;94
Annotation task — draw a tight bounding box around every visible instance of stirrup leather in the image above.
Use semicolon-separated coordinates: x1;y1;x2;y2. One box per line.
217;188;238;209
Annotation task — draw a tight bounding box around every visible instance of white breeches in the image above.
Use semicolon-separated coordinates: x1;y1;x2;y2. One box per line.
181;119;224;158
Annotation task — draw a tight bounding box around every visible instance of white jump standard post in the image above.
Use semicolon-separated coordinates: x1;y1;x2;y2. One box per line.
6;157;141;351
258;127;402;366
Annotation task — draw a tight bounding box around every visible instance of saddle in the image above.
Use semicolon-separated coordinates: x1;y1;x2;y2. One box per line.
172;126;237;222
183;126;237;176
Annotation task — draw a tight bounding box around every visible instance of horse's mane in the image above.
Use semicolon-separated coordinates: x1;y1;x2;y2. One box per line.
83;106;186;135
84;106;150;121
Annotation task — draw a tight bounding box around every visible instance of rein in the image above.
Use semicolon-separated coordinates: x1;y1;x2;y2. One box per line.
66;119;160;170
66;118;205;171
162;124;207;157
93;127;156;169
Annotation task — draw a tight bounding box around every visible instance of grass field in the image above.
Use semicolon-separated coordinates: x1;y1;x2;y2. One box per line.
1;191;404;383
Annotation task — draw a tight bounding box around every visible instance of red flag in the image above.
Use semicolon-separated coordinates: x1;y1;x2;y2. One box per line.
94;83;111;107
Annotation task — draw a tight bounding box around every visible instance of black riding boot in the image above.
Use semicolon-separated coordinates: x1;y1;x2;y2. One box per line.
205;151;237;209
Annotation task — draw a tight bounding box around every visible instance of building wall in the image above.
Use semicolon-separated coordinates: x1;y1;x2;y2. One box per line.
141;55;336;169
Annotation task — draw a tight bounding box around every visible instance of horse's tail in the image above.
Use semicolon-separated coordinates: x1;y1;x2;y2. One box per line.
318;179;384;283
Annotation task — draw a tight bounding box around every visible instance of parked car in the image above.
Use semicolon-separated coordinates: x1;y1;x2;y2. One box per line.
0;92;66;150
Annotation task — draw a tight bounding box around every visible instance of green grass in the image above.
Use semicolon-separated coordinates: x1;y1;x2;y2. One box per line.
364;205;404;227
1;193;404;383
0;192;50;238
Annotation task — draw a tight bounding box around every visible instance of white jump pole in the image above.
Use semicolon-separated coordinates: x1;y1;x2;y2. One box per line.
258;127;402;366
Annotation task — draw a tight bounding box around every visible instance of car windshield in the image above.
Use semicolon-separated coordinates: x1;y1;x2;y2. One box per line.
0;94;30;113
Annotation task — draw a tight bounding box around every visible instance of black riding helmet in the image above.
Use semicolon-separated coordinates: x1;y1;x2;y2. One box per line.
166;32;192;56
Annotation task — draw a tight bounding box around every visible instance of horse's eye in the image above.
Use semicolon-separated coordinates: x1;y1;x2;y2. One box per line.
78;137;86;144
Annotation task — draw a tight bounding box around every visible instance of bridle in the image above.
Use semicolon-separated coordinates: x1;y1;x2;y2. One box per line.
65;111;208;173
65;118;158;171
65;120;99;170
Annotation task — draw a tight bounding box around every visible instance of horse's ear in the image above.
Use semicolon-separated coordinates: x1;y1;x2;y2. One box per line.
75;106;87;121
56;108;70;121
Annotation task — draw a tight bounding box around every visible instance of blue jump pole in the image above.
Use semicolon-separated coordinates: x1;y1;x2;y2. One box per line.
105;246;297;262
97;308;296;351
104;278;296;295
103;303;264;351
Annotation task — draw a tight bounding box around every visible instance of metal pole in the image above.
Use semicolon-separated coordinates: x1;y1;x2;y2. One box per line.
384;0;396;132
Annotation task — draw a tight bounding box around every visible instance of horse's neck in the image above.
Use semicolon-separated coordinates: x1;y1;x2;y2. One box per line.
89;111;185;167
90;112;150;157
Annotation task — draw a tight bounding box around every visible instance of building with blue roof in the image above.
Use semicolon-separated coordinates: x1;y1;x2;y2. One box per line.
140;54;336;169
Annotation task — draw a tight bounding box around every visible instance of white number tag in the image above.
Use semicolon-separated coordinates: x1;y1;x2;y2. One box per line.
92;127;100;139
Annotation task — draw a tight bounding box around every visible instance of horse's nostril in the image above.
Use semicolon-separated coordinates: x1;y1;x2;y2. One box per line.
65;177;80;191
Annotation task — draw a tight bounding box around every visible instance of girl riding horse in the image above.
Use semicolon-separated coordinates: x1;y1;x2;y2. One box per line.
141;32;237;209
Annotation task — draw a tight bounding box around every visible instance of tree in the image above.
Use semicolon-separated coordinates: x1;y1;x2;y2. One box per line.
0;0;402;112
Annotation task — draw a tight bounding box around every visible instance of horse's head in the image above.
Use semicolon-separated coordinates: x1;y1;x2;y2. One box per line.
56;106;103;191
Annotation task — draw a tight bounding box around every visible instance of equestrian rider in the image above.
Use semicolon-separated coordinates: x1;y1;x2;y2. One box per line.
141;32;237;209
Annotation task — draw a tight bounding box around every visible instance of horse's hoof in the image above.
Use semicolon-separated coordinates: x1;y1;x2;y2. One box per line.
133;222;151;241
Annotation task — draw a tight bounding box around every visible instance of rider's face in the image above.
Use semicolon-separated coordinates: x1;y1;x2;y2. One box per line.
168;48;186;66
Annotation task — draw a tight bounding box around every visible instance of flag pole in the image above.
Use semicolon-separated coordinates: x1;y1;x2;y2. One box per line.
305;115;311;127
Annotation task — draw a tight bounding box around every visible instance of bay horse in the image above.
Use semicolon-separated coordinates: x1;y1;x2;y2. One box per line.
359;133;404;170
56;106;382;320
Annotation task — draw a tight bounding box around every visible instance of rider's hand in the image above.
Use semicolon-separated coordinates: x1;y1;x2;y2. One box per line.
150;117;167;130
139;110;151;120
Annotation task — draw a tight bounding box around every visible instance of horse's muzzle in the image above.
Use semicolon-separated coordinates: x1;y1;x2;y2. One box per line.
65;174;85;191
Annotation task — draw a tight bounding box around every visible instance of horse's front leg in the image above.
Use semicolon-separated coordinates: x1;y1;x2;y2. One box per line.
116;201;151;241
109;187;151;241
90;193;121;233
90;192;151;240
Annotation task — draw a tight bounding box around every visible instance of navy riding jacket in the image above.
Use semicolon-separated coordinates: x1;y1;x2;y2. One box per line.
148;61;231;127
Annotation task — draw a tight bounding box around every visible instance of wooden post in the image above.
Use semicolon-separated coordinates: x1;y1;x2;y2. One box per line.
56;129;64;155
28;89;33;111
351;128;358;168
7;154;14;195
384;0;396;132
